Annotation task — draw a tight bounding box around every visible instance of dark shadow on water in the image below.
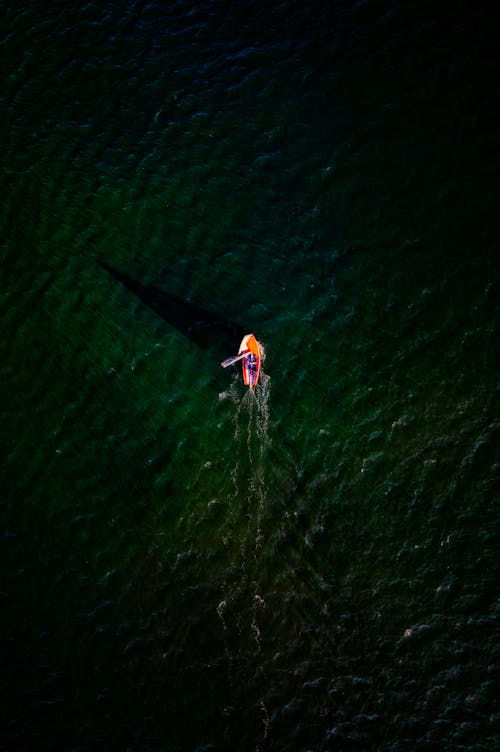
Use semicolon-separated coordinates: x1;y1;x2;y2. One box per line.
99;261;246;354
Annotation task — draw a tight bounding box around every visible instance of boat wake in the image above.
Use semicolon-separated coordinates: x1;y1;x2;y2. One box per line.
217;354;271;745
217;356;270;553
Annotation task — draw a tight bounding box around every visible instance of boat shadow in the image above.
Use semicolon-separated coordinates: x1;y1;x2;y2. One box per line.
99;261;246;355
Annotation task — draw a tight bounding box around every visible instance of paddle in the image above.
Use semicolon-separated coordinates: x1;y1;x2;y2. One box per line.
220;350;250;368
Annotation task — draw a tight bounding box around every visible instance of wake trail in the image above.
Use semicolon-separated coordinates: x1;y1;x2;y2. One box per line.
217;358;271;748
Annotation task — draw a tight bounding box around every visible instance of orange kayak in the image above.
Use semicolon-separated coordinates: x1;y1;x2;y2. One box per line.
239;333;261;387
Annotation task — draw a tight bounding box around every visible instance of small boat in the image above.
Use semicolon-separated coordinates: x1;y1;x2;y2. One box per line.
221;333;261;387
239;333;261;387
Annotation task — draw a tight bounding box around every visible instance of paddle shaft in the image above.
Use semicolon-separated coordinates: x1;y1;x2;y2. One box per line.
220;350;250;368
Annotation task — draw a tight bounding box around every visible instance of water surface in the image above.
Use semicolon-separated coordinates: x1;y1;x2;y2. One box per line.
1;1;498;750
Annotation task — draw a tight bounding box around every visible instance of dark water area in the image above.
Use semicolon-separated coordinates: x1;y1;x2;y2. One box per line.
1;1;499;750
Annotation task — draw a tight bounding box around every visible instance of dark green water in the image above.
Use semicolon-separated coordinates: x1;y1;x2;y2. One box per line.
1;1;498;750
